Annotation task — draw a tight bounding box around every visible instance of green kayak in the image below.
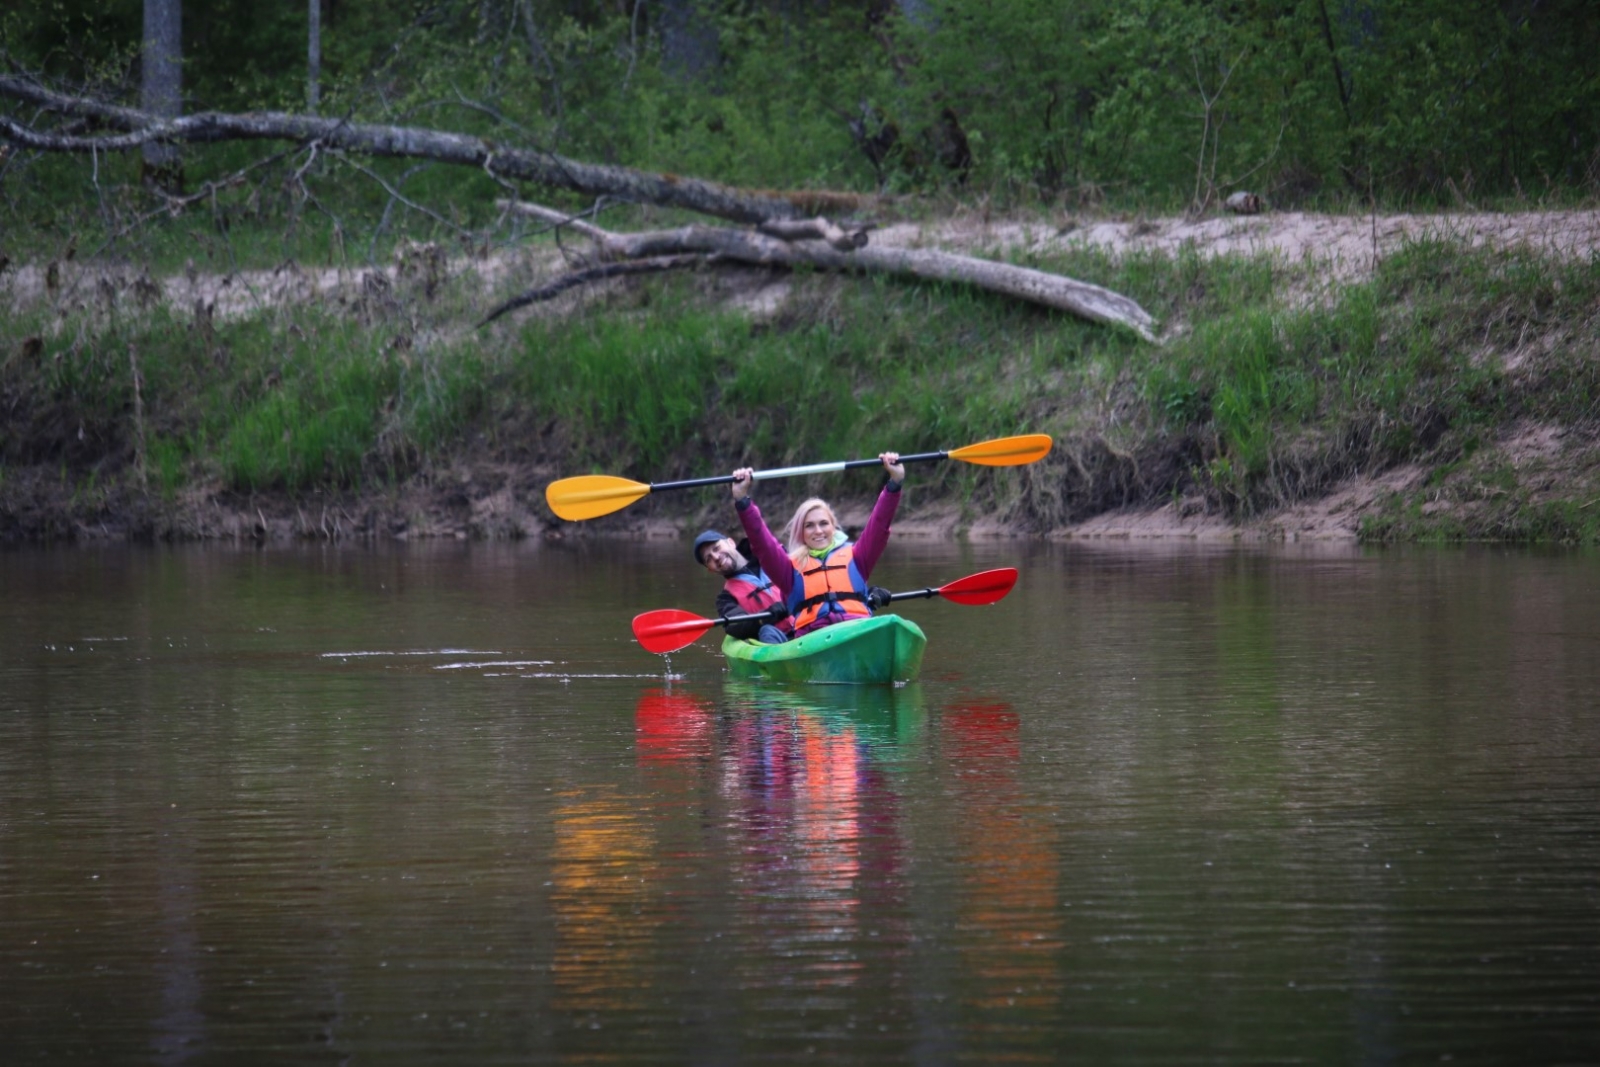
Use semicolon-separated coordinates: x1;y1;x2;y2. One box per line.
721;614;927;685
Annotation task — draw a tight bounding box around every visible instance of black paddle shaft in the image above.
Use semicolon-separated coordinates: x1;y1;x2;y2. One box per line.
725;590;931;627
649;451;949;492
717;609;779;627
719;587;940;633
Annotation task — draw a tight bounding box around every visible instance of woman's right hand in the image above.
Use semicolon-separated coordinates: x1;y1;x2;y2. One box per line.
731;467;754;501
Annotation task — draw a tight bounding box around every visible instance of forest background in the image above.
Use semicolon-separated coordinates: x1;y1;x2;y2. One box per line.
2;0;1599;543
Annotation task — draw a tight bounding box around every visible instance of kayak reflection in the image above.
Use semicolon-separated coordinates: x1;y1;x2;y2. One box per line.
633;683;927;762
722;680;928;749
621;687;1063;1039
633;683;926;1000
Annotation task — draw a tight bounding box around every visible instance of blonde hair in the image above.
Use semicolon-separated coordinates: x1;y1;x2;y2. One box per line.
785;497;839;558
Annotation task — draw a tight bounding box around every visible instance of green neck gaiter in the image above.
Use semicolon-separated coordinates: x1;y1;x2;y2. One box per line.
807;529;849;559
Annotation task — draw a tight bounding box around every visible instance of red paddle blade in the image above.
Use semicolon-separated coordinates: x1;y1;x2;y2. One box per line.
632;609;718;654
937;567;1019;605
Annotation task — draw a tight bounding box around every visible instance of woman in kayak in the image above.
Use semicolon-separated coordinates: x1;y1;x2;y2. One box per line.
729;452;904;637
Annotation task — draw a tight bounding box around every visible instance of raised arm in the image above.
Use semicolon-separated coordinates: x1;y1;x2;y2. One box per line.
732;468;796;599
850;452;903;578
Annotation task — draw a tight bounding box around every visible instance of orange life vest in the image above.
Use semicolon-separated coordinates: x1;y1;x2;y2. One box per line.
789;544;871;633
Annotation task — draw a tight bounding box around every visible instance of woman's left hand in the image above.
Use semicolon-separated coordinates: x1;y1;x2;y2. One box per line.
880;451;904;483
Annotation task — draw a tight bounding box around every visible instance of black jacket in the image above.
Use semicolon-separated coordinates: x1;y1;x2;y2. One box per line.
714;540;784;640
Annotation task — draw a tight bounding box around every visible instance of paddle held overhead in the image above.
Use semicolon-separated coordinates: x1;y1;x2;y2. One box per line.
545;434;1052;521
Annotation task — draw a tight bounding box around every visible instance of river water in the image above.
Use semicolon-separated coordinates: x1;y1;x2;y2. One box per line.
2;538;1598;1063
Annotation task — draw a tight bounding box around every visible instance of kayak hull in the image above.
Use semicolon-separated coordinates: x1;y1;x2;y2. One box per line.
721;614;927;685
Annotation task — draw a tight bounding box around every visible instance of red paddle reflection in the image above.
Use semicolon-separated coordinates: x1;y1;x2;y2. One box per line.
634;687;714;764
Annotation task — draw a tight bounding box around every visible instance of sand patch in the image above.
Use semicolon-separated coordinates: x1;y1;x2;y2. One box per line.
8;209;1599;328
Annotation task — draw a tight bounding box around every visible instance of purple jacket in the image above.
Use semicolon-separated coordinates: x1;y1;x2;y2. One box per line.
735;485;901;604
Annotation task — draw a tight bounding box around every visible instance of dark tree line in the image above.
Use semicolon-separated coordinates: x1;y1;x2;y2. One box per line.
4;0;1598;219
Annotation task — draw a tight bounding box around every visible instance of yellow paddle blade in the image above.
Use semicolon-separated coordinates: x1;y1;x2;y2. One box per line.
947;433;1054;467
544;475;653;521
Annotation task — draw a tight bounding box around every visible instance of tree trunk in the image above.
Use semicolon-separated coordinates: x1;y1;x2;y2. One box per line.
658;0;720;83
140;0;183;191
307;0;321;114
0;79;1156;339
897;0;936;32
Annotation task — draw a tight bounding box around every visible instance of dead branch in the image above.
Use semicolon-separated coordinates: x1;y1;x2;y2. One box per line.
496;201;1158;340
478;254;707;325
2;75;1155;337
756;217;873;251
0;74;874;225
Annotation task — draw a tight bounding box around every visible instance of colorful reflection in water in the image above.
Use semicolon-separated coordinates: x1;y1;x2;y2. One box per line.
945;702;1064;1030
550;788;660;1015
636;686;919;996
627;683;1066;1049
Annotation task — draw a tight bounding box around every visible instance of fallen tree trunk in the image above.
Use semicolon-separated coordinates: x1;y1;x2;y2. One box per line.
0;75;870;224
2;75;1157;338
492;201;1159;340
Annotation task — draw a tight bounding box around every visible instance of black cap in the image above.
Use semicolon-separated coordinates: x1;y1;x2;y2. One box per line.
693;529;727;564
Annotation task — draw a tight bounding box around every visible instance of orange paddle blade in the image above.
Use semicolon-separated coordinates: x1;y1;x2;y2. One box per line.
937;567;1019;605
545;475;652;521
632;608;718;654
947;434;1053;467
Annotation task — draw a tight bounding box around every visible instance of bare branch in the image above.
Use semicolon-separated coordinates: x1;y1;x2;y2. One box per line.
478;254;708;326
757;217;874;252
0;113;166;153
148;148;293;211
367;161;433;260
0;75;877;225
500;200;615;244
334;151;473;237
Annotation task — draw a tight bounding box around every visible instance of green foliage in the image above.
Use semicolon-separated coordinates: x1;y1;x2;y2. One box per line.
1334;1;1600;198
4;0;302;110
1121;238;1600;520
147;435;186;499
222;354;391;491
215;316;490;492
5;0;1599;256
857;0;1600;203
511;309;736;472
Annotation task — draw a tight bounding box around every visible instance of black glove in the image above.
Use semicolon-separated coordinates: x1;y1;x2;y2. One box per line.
867;586;892;609
767;602;790;621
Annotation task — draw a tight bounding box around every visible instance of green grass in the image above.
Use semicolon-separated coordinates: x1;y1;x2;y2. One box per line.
4;230;1598;541
1105;239;1592;518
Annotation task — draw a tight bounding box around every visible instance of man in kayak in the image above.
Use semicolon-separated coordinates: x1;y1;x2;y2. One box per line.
729;452;903;637
693;530;793;643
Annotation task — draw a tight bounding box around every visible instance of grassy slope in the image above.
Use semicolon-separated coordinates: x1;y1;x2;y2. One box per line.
2;226;1598;543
